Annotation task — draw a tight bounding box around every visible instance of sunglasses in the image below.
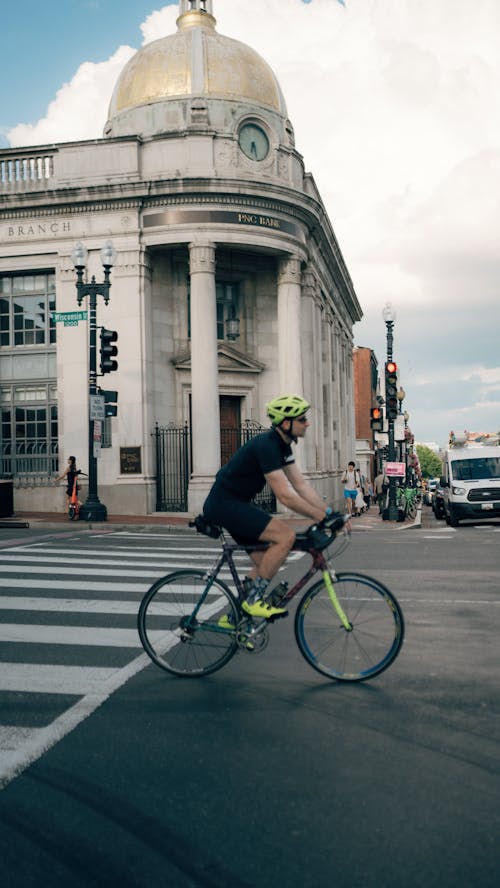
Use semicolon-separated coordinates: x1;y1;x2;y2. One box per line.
294;416;309;424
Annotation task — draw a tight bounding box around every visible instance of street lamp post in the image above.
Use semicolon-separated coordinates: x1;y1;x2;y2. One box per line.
72;241;117;521
382;302;399;520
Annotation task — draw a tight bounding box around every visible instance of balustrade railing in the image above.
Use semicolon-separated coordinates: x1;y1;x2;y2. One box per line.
0;150;55;191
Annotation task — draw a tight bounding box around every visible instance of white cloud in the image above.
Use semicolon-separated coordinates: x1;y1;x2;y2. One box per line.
7;46;135;147
5;0;500;445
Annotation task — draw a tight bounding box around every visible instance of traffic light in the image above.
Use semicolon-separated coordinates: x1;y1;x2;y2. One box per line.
370;406;384;431
102;389;118;417
385;361;398;420
99;328;118;374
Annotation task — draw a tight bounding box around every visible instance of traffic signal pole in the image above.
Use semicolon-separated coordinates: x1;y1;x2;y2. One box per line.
384;318;399;521
73;244;116;521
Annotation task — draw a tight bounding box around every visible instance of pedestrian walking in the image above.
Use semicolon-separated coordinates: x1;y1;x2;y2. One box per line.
341;460;362;517
374;470;389;516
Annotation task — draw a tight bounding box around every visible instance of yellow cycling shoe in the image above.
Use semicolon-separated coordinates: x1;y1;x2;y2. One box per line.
218;614;235;630
242;599;288;620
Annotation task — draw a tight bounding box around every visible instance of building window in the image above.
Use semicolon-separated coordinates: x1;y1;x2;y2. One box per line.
215;282;239;340
0;383;58;475
0;272;56;347
187;281;239;340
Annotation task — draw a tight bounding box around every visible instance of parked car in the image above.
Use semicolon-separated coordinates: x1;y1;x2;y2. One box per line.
431;485;446;519
424;478;438;506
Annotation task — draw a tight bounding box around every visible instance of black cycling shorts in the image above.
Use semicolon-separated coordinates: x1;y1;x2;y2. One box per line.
203;490;272;545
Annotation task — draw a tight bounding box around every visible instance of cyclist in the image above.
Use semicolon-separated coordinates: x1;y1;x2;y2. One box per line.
203;394;335;621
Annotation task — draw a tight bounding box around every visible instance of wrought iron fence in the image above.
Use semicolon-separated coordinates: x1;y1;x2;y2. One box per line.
0;442;58;480
153;420;276;513
154;423;191;512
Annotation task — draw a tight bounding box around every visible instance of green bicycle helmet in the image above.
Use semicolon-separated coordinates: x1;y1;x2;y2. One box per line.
266;394;311;426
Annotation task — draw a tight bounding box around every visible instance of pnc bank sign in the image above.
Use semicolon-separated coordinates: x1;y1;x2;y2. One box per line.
143;208;300;237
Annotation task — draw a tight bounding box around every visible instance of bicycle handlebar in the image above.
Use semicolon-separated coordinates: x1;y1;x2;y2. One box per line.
304;511;349;551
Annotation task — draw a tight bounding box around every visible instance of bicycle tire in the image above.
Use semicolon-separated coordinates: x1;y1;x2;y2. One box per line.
294;572;404;682
138;570;239;677
407;500;417;520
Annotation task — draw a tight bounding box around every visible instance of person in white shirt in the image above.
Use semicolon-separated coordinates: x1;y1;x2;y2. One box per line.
341;460;361;516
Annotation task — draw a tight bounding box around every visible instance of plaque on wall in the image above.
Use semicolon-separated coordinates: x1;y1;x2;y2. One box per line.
120;446;142;474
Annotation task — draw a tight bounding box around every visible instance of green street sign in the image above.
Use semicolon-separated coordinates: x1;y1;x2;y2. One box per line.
52;311;88;326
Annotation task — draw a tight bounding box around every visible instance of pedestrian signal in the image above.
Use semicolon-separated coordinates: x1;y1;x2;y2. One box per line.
99;328;118;374
370;407;384;431
101;389;118;417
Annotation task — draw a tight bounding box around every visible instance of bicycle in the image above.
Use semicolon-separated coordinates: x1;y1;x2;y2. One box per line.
396;486;418;520
137;513;405;682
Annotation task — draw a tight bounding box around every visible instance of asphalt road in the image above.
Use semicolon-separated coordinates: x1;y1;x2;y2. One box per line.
0;516;499;887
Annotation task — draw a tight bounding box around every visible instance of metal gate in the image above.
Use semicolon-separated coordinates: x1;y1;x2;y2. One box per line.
154;423;190;512
154;420;276;513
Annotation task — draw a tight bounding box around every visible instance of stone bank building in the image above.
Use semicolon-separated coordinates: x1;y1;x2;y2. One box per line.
0;0;361;516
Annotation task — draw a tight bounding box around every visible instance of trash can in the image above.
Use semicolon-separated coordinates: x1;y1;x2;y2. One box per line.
0;476;14;518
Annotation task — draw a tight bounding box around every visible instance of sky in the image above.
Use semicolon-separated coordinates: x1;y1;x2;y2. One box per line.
1;0;500;449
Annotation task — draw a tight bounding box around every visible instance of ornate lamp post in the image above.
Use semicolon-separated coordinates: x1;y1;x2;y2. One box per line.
72;241;117;521
382;302;399;520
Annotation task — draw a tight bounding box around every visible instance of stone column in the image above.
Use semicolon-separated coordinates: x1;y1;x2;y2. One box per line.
188;241;220;513
277;256;303;394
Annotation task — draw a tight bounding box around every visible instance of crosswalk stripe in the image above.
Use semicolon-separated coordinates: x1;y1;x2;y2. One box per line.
0;624;142;648
4;545;231;558
1;572;235;591
0;596;140;614
1;578;150;592
0;662;120;694
0;564;174;579
0;553;224;567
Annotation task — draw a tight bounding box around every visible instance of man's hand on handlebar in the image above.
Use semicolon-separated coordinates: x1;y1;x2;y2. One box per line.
321;510;350;533
306;510;350;549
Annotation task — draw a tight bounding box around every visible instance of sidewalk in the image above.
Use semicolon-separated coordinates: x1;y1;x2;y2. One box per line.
0;505;422;532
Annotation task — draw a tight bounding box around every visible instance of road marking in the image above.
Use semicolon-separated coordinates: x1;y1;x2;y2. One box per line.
0;650;152;789
0;662;121;694
0;596;140;614
0;578;149;593
0;624;142;648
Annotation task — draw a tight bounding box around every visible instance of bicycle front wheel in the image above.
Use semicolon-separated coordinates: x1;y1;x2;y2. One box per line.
138;570;239;677
295;572;404;682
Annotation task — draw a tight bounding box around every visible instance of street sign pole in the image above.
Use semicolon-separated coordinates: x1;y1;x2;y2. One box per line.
73;252;114;521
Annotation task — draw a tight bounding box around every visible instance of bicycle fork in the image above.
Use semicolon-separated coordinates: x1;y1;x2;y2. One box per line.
321;569;352;631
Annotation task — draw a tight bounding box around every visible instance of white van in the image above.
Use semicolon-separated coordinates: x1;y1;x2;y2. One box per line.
441;443;500;526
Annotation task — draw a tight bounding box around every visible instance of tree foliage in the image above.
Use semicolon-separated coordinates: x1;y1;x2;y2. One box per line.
416;444;442;479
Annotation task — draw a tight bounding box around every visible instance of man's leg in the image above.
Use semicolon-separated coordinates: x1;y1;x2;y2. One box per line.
242;518;295;618
247;517;296;580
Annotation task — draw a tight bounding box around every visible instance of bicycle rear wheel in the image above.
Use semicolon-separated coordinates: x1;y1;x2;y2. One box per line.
138;570;239;677
295;572;404;681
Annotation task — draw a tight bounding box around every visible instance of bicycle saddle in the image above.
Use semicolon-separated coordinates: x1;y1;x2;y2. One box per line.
189;514;222;539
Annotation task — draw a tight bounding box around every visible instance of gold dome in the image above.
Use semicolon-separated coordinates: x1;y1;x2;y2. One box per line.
107;5;287;123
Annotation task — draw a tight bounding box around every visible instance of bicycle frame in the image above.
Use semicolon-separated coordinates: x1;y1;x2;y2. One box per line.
185;536;352;633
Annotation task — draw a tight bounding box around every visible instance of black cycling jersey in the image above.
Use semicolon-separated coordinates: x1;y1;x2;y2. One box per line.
212;428;294;501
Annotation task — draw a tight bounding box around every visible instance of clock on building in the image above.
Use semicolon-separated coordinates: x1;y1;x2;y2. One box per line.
238;123;270;161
